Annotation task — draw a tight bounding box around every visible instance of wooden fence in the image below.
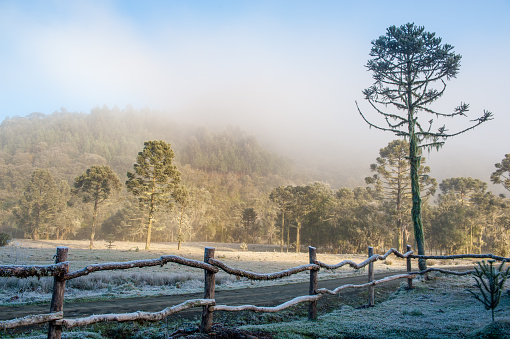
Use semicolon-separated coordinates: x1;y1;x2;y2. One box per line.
1;245;509;339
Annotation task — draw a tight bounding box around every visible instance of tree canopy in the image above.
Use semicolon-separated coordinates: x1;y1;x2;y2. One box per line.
491;154;510;193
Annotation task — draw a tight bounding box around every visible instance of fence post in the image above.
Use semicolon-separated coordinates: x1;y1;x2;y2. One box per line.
308;246;318;320
47;246;68;339
368;246;375;307
200;247;215;333
406;244;413;289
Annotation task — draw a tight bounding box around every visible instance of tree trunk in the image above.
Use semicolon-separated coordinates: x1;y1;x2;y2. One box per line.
280;212;285;253
146;215;153;250
286;221;290;253
295;222;301;253
178;206;184;250
90;199;99;249
145;184;156;250
410;124;427;271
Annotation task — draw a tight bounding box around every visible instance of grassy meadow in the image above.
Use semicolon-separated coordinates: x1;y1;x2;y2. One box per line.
1;240;509;338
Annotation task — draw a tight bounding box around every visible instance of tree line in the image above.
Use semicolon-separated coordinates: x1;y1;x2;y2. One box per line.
270;141;509;256
2;119;508;256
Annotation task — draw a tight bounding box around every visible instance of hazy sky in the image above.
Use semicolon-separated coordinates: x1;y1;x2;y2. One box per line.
0;0;508;191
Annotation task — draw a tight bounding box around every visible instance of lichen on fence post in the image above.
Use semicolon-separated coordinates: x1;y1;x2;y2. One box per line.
406;245;413;289
368;246;375;307
200;247;215;333
308;246;318;320
47;246;68;339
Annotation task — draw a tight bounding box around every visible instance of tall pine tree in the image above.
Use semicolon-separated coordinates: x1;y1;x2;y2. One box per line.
357;23;492;270
126;141;181;250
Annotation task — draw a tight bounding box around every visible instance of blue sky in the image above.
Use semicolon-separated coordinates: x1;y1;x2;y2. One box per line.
0;0;508;189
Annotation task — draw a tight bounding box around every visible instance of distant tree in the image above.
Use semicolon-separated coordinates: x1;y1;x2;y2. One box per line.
269;186;295;252
287;185;316;253
172;185;191;250
74;165;122;248
126;141;181;250
437;177;487;253
470;192;510;256
335;187;389;253
357;23;493;270
366;140;436;252
491;154;510;193
241;207;258;243
53;180;79;240
14;169;62;239
439;178;487;205
302;182;335;249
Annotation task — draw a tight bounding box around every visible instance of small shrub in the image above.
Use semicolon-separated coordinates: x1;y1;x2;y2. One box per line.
240;243;248;251
466;260;509;322
0;232;11;247
428;260;436;266
385;259;393;266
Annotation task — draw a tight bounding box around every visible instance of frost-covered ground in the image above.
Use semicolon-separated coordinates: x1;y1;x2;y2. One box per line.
242;274;510;338
0;239;426;305
1;240;508;338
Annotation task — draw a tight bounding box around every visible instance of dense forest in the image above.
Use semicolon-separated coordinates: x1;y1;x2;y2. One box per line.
0;107;508;256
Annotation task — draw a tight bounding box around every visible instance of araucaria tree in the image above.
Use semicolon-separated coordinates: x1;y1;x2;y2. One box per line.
366;140;436;252
357;23;492;270
126;140;181;250
269;186;295;252
74;165;122;249
14;169;63;240
491;154;510;192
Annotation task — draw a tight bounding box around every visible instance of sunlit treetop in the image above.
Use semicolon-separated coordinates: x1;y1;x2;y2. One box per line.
358;22;493;151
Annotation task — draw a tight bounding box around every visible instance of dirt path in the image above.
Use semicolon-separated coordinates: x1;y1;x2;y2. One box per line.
0;271;403;323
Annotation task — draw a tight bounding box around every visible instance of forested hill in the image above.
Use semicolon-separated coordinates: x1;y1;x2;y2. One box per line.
0;106;293;183
0;107;304;242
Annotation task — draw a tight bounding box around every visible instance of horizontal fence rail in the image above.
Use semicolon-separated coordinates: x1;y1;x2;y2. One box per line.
56;299;215;329
65;255;218;280
1;245;508;338
0;263;68;279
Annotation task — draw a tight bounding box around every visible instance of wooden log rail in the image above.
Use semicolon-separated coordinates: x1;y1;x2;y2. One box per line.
56;299;215;329
0;312;63;330
65;255;218;280
1;245;508;338
315;248;414;270
209;259;319;280
409;253;510;261
0;262;68;278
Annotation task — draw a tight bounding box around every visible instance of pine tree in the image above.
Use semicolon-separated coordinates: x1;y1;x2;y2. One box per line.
366;140;436;252
357;23;492;270
126;141;181;250
14;169;62;239
491;154;510;193
172;185;190;250
74;165;122;248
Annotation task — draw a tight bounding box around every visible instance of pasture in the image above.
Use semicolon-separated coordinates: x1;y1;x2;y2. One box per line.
0;240;509;338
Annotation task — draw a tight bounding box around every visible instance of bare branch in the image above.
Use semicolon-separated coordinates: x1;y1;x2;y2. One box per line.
355;101;407;135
